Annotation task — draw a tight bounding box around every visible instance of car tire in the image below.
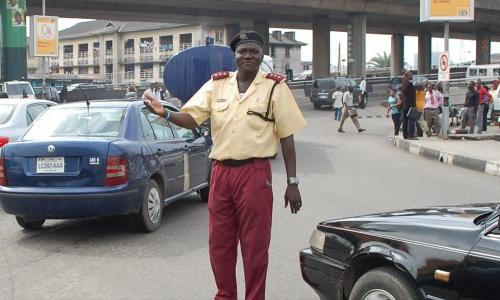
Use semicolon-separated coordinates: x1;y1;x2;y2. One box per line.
349;266;421;300
313;103;321;110
15;216;45;230
133;180;163;233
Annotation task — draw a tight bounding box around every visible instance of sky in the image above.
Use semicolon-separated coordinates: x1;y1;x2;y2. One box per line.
49;18;500;69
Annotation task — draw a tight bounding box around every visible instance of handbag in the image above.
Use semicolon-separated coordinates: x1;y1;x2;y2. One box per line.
348;107;358;117
438;106;443;114
407;107;422;120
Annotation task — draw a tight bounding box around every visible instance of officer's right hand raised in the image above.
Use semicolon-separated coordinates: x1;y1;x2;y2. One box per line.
142;89;165;117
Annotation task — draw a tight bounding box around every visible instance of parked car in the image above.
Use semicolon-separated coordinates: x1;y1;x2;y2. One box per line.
310;78;359;110
0;81;36;98
66;83;99;92
388;75;429;91
0;100;211;232
300;203;500;300
0;99;56;147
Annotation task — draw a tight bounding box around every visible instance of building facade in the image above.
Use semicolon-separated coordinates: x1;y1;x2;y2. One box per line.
27;21;305;86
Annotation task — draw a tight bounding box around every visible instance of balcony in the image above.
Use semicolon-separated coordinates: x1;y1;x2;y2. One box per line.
140;48;154;62
105;57;113;64
50;60;60;67
159;49;173;61
105;49;113;56
93;57;100;65
63;59;74;67
63;53;74;60
105;73;113;80
140;71;154;80
77;52;89;65
124;71;135;80
179;43;192;51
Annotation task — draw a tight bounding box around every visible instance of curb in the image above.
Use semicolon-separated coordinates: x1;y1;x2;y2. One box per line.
389;136;500;177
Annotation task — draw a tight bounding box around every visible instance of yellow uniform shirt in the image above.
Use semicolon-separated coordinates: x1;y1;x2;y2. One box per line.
181;71;307;161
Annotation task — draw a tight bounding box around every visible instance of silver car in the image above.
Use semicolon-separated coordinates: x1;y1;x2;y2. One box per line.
0;99;56;147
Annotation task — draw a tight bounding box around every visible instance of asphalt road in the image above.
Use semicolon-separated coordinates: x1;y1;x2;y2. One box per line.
1;94;499;300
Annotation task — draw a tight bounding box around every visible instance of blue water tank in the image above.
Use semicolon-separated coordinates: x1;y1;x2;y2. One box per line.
163;45;236;104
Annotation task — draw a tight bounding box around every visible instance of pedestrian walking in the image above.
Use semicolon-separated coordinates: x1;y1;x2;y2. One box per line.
124;85;138;100
338;86;366;133
482;85;492;132
475;83;490;134
386;88;401;136
143;31;306;300
461;81;478;134
423;83;441;135
332;87;343;121
358;77;368;108
60;84;68;103
400;71;418;140
47;82;59;103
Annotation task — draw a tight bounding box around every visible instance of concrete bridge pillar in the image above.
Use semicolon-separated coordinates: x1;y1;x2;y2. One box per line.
391;34;404;77
312;15;330;79
225;24;241;46
347;14;366;78
1;0;27;81
476;29;491;65
418;31;432;75
253;21;269;55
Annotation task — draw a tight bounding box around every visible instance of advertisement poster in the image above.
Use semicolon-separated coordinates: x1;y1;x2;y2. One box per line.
420;0;474;22
6;0;18;9
31;15;59;57
11;8;25;27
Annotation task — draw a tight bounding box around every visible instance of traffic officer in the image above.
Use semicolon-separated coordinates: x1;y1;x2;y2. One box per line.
143;31;307;300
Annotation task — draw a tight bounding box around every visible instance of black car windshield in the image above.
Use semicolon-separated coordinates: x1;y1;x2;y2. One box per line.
315;79;334;89
0;104;17;124
23;107;126;139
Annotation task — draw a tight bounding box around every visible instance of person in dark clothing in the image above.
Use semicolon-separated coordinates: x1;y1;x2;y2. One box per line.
400;71;417;139
461;81;478;134
60;84;68;103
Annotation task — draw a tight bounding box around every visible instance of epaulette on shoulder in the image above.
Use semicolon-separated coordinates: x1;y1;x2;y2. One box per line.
265;73;285;83
212;71;230;80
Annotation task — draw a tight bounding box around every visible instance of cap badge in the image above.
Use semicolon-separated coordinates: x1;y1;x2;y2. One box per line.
240;33;248;40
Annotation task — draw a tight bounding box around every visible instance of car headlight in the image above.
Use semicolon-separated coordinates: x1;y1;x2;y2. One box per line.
309;229;325;253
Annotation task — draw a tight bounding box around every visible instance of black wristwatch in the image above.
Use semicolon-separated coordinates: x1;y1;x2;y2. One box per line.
287;177;299;185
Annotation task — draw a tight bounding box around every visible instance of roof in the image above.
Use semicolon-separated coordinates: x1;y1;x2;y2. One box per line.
0;98;56;105
269;35;307;47
59;20;187;40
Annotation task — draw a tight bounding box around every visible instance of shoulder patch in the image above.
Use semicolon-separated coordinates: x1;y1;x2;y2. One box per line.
212;71;230;80
266;73;285;82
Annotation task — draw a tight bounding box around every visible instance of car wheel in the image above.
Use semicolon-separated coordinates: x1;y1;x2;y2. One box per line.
313;103;321;110
15;216;45;230
133;180;163;233
349;267;421;300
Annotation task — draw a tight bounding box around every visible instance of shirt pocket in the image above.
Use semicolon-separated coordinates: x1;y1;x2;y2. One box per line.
247;100;270;133
211;100;230;133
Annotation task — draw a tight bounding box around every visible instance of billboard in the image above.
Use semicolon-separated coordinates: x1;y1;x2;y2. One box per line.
30;15;58;57
420;0;474;22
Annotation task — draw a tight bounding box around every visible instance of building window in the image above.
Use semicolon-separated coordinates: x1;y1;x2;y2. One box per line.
124;39;135;54
159;35;173;51
93;66;100;74
63;67;73;74
179;33;192;51
141;63;154;79
105;41;113;56
78;67;88;74
215;30;224;44
285;47;290;58
271;46;276;57
125;64;135;79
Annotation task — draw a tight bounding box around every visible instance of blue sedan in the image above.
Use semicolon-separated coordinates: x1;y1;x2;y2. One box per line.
0;100;211;232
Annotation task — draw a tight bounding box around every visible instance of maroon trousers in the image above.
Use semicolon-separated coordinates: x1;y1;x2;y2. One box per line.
209;159;273;300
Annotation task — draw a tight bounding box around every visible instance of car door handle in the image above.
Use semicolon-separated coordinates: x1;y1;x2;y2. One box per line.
155;149;162;156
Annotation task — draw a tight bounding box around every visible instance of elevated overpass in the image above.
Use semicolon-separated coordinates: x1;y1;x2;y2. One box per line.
6;0;500;80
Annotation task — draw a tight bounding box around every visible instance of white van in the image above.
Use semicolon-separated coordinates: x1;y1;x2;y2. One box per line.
0;81;36;99
466;64;500;83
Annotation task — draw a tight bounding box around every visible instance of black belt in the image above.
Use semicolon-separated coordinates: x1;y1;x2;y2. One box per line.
218;158;271;167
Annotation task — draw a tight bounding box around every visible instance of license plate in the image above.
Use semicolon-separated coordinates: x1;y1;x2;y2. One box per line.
36;157;65;173
320;95;328;99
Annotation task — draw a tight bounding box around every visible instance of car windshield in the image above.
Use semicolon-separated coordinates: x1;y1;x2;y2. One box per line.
23;107;126;139
315;80;334;89
0;104;17;124
6;83;34;96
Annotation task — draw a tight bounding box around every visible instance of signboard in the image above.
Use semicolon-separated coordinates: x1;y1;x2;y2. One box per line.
420;0;474;22
438;52;450;81
30;15;58;57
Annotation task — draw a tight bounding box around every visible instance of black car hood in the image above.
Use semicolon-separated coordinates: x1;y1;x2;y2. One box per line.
319;204;498;252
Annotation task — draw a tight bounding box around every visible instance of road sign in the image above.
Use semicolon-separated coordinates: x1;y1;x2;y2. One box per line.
29;15;59;57
438;52;450;81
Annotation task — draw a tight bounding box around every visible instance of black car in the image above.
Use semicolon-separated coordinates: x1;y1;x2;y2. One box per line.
310;78;360;110
300;203;500;300
388;75;429;92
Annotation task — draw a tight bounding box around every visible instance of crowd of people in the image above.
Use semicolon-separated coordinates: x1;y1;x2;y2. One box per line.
385;71;496;139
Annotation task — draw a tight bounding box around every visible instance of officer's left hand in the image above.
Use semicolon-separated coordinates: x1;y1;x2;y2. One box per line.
285;185;302;214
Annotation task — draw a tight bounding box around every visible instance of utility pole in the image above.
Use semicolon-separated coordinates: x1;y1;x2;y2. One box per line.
440;22;450;138
42;0;47;99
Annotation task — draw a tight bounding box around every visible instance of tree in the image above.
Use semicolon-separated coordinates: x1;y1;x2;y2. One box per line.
367;51;391;68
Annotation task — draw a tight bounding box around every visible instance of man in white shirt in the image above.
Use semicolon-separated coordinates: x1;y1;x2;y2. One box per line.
358;77;367;108
338;86;366;133
332;87;344;121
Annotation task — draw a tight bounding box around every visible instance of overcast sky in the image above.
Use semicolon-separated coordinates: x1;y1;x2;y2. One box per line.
49;18;500;68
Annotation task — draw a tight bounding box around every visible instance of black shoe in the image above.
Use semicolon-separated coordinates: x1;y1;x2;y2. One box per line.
338;128;345;133
358;128;366;133
409;137;419;140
